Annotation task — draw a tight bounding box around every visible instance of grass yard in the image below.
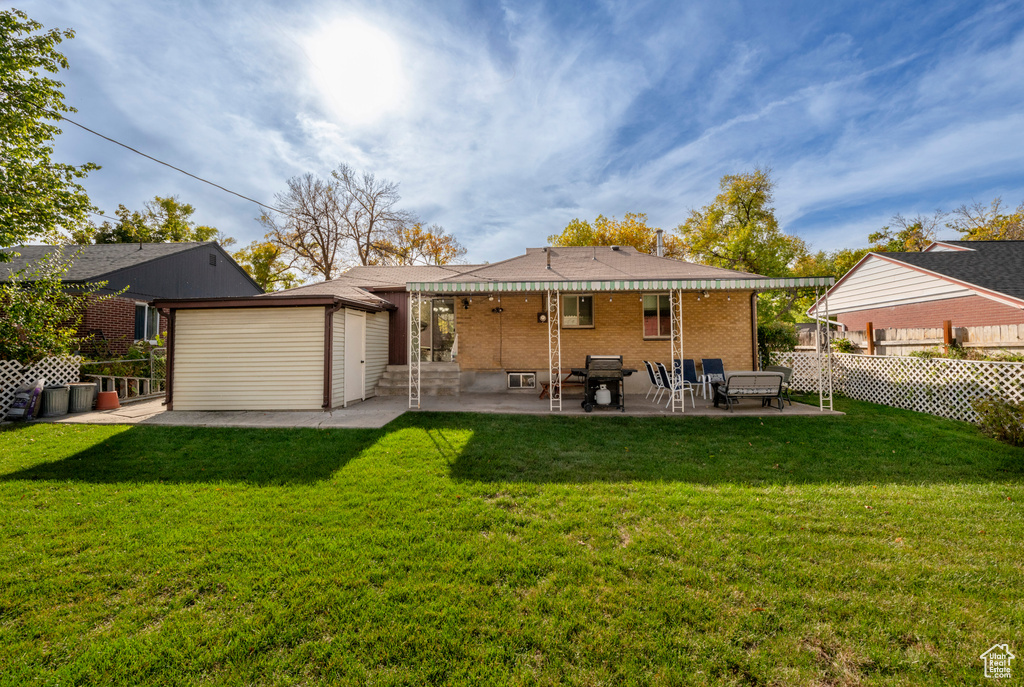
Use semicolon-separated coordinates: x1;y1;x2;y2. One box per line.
1;397;1022;685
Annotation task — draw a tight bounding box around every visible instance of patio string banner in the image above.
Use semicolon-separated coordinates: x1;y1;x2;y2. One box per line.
771;351;1024;423
0;356;82;418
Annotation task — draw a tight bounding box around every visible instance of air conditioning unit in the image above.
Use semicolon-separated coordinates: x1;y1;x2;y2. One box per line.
507;372;536;389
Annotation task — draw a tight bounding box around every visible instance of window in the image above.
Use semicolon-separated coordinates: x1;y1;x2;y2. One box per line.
643;294;671;338
562;294;593;327
134;304;161;341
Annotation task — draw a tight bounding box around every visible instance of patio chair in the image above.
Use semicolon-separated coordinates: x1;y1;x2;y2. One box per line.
699;358;726;398
657;361;695;409
643;361;666;402
764;365;793;405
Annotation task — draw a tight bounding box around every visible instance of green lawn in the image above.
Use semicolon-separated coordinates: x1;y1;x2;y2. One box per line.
1;397;1021;685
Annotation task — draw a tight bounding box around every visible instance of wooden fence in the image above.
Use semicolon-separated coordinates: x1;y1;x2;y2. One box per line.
798;324;1024;355
772;351;1024;423
0;356;82;418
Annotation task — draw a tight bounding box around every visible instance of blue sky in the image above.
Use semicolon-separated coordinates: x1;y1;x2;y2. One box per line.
23;0;1024;263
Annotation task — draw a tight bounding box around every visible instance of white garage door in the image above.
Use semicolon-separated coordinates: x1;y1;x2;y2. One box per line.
173;307;324;410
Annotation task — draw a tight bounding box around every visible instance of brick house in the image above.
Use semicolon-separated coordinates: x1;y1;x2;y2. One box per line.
807;240;1024;333
2;243;262;355
156;245;832;411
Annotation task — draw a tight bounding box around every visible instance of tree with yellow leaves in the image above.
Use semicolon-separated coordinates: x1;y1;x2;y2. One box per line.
947;198;1024;241
371;223;467;265
547;212;682;258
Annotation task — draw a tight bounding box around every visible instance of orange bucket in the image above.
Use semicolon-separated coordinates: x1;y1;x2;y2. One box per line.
95;391;120;411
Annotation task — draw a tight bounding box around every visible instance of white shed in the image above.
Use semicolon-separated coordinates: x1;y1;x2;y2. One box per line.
154;294;393;411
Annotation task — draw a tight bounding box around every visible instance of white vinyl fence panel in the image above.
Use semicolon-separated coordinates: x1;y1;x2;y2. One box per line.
772;351;1024;423
0;356;82;417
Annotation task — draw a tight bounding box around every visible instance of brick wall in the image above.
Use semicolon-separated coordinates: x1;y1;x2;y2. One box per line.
836;295;1024;330
77;295;168;355
456;290;756;376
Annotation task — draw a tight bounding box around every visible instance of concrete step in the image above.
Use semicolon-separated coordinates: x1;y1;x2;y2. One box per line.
376;384;460;396
380;370;460;380
376;363;460;397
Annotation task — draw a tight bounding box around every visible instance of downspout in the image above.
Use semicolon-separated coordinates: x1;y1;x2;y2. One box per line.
323;302;345;409
750;292;759;370
164;309;175;410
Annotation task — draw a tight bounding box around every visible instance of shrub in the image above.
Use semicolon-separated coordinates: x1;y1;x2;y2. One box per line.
831;337;856;353
757;321;798;369
971;397;1024;447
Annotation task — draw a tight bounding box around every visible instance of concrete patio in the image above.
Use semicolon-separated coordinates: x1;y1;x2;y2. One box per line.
32;390;841;429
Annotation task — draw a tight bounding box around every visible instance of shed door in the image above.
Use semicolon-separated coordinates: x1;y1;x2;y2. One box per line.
345;310;366;405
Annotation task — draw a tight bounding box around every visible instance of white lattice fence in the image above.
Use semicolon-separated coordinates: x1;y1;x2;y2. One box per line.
771;351;1024;422
0;356;82;418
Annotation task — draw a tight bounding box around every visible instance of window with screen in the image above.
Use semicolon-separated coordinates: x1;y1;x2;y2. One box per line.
561;295;594;327
643;294;671;338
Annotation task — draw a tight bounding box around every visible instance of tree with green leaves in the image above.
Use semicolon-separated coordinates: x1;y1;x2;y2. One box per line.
547;212;684;258
0;248;119;363
71;195;232;245
232;240;303;292
1;9;97;258
676;168;806;276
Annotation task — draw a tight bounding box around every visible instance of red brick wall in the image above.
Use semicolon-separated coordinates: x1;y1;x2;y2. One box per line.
77;295;169;355
836;295;1024;331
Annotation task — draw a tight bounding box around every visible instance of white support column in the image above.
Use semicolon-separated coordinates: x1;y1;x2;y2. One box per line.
547;290;561;412
409;291;421;409
821;284;834;412
669;289;684;412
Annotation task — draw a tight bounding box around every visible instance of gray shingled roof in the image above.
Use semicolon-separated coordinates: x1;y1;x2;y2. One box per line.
0;243;208;282
885;241;1024;301
271;248;764;295
339;263;482;288
440;246;763;282
264;274;393;306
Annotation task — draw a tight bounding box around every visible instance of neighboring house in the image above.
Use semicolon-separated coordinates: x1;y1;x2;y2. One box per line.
1;243;262;355
155;245;831;412
808;240;1024;330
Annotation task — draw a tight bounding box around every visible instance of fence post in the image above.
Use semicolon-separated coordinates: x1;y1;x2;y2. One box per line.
943;320;953;354
866;322;875;356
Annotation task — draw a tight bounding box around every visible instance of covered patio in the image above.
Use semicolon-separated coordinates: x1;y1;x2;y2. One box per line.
406;275;836;413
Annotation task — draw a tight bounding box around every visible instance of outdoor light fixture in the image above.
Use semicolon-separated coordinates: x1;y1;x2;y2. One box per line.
537;312;548;323
491;307;504;314
488;294;494;301
701;290;709;297
461;298;470;309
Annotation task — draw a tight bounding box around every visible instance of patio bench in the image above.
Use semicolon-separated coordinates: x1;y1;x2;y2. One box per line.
713;371;785;411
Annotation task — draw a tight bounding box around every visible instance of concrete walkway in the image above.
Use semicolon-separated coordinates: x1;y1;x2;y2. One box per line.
41;396;409;429
33;391;840;429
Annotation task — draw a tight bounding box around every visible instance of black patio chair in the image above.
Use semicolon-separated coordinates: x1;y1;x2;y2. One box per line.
699;358;726;398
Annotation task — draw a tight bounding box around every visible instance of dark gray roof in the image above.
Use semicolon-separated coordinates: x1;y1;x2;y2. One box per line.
885;241;1024;301
439;246;763;282
1;243;207;282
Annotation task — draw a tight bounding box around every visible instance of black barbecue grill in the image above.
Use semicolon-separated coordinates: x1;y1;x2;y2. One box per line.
581;355;625;412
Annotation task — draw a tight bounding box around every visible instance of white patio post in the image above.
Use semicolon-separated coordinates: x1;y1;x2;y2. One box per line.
669;289;684;412
409;290;421;409
547;289;561;412
821;281;834;412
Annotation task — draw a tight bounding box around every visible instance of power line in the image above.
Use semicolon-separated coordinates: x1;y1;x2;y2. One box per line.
28;98;438;268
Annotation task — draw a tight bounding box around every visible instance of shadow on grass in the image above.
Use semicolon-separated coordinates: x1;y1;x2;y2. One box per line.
430;397;1024;486
3;398;1022;487
0;425;383;486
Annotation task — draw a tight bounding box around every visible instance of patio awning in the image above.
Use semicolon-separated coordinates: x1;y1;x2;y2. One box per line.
406;276;834;293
